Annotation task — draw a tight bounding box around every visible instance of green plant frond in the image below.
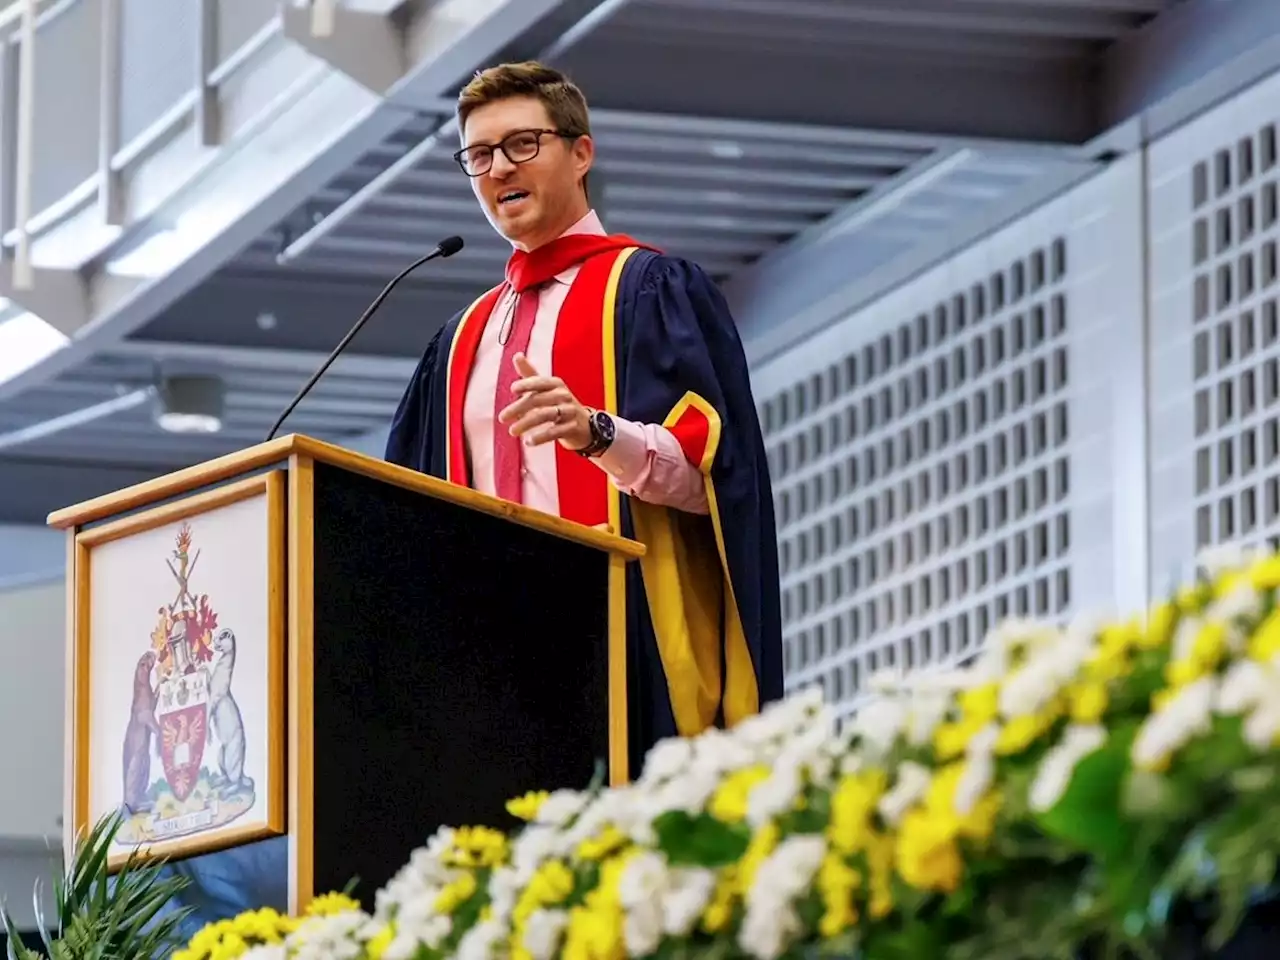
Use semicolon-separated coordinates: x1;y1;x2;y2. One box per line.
1;813;191;960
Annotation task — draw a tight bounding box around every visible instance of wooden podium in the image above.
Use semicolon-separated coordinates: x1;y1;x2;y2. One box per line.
46;433;644;911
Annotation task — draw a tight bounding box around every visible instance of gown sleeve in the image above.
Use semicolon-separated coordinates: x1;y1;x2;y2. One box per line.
384;324;447;476
616;254;785;729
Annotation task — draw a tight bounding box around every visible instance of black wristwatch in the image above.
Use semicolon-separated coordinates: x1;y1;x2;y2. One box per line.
576;408;616;458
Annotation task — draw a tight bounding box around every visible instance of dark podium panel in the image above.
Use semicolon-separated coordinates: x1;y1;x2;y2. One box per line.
308;461;612;905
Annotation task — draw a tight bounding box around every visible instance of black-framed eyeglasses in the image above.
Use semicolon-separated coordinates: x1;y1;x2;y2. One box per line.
452;128;579;177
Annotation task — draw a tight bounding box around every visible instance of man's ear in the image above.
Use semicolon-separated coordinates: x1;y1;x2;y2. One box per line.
573;133;595;184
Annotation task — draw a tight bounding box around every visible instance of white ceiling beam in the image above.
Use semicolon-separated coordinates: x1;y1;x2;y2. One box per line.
641;0;1136;40
105;338;420;381
0;0;583;405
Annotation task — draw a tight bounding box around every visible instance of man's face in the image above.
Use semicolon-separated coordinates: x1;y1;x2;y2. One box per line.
461;96;593;250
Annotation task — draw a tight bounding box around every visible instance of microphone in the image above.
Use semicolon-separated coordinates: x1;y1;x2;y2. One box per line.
264;235;465;442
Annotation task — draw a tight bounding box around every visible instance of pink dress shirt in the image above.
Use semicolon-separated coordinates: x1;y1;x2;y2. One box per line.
462;210;709;517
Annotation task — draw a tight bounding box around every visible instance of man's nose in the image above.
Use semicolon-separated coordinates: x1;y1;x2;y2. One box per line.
488;150;517;178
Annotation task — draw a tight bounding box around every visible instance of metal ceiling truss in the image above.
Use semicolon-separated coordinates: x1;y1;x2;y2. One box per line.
3;0;1280;525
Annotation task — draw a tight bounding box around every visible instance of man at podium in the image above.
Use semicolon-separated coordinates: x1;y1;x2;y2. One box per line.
145;61;784;942
385;61;784;766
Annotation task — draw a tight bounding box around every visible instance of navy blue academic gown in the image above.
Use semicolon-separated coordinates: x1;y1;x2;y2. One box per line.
385;247;785;777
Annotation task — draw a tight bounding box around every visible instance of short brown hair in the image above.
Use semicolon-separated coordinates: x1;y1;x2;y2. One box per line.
457;61;592;196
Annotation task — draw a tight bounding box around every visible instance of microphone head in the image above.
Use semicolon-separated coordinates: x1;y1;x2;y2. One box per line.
437;235;464;258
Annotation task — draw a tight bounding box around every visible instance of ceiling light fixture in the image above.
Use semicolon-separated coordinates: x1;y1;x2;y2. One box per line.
155;373;224;434
710;141;745;159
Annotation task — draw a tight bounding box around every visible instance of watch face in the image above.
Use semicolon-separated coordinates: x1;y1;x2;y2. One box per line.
594;411;616;443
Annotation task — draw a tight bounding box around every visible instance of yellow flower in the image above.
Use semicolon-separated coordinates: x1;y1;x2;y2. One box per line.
434;873;478;914
577;825;628;861
828;769;887;854
366;924;394;960
865;832;896;919
306;892;361;917
506;790;550;821
959;683;1000;722
1140;602;1178;650
708;765;770;823
209;932;247;960
561;853;629;960
1151;687;1178;714
933;714;989;762
1164;658;1202;688
735;820;779;896
1067;681;1109;724
996;707;1059;755
816;852;860;937
1176;584;1210;614
513;859;575;925
446;825;509;868
1086;628;1132;683
925;762;1001;842
700;869;737;934
895;808;963;894
1191;621;1228;669
1249;608;1280;661
1249;555;1280;589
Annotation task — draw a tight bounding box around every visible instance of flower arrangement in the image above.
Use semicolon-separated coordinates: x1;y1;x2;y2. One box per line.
175;545;1280;959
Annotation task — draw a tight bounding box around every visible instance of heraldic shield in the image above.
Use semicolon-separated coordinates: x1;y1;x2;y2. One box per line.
156;626;209;803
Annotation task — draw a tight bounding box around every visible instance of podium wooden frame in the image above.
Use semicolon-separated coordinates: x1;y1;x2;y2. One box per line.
48;433;644;910
69;470;288;870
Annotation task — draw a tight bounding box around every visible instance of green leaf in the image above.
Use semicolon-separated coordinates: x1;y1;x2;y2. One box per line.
1034;727;1136;858
862;920;944;960
652;812;750;867
0;813;193;960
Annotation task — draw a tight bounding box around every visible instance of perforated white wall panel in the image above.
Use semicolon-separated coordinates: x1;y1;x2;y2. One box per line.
1148;72;1280;590
750;157;1146;715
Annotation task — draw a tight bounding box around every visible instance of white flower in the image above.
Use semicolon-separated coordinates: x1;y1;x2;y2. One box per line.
522;909;569;960
1242;702;1280;751
640;736;695;783
745;759;802;828
878;761;931;826
1029;724;1108;812
534;789;588;827
619;852;668;956
288;913;370;960
690;727;760;776
1171;616;1201;664
1208;581;1263;627
455;919;506;960
661;868;717;937
966;722;1000;760
384;909;451;960
374;827;459;922
847;696;907;756
510;825;562;883
905;690;952;747
739;836;826;960
1216;659;1271;715
731;689;824;751
487;865;522;924
1215;657;1280;750
1198;542;1255;578
954;754;994;816
1131;677;1216;770
239;947;286;960
999;646;1074;719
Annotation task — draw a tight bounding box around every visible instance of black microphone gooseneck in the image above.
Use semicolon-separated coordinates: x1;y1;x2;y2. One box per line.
264;235;465;442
